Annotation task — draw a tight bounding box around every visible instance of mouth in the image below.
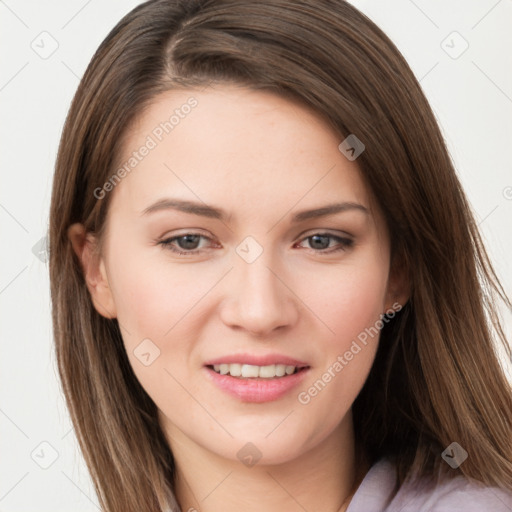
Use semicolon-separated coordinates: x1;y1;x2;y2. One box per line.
207;363;308;379
203;360;311;403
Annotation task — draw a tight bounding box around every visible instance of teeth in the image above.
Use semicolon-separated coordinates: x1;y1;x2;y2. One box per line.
212;363;299;378
228;363;242;377
241;364;260;378
258;364;276;378
275;364;286;377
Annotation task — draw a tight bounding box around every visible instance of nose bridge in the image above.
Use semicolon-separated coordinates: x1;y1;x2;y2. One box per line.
221;239;296;335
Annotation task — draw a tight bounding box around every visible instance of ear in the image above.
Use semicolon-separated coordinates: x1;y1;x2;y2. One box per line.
68;223;117;319
383;250;410;314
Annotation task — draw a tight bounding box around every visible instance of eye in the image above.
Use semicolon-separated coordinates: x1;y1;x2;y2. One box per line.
295;233;353;254
158;233;214;256
158;231;353;257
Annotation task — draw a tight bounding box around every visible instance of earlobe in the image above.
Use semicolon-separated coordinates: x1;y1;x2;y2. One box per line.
383;257;410;314
67;223;117;319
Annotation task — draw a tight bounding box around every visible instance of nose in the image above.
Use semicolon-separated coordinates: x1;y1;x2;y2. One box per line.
219;252;299;337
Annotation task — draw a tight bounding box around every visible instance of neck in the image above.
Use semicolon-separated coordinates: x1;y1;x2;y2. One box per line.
166;411;369;512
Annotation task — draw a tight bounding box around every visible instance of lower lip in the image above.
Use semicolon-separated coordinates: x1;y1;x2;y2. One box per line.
204;366;310;403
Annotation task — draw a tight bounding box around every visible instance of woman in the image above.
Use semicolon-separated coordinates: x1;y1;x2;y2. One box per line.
49;1;512;510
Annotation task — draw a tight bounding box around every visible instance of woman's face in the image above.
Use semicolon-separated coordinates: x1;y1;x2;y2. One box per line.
82;85;404;465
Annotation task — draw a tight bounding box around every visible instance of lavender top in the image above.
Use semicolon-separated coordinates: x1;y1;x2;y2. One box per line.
347;457;512;511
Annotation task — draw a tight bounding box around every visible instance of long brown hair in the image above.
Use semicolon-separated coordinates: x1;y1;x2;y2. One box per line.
49;0;512;510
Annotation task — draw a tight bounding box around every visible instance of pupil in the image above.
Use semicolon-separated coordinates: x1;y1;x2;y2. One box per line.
178;235;200;250
310;235;329;250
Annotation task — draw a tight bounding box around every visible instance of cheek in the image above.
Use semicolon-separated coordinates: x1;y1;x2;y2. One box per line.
107;244;212;343
106;249;203;404
108;262;172;342
293;254;388;426
304;255;389;346
105;245;224;395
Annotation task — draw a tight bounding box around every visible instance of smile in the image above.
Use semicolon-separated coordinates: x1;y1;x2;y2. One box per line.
210;363;300;378
204;364;310;403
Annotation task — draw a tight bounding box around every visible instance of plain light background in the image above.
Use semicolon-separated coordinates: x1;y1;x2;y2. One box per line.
1;0;511;510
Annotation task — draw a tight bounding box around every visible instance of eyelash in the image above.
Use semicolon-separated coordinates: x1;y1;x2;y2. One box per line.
157;232;354;256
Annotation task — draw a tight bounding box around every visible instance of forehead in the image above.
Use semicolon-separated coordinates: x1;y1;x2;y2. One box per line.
107;84;377;225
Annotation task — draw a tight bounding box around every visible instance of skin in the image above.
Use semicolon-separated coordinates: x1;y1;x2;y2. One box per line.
69;85;408;511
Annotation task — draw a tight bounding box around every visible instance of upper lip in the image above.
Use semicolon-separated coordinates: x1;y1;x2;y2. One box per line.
204;353;310;368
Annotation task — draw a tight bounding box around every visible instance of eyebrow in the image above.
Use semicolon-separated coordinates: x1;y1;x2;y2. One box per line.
141;198;369;222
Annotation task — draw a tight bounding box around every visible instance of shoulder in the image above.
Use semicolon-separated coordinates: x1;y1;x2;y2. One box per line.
392;473;512;512
347;458;512;512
